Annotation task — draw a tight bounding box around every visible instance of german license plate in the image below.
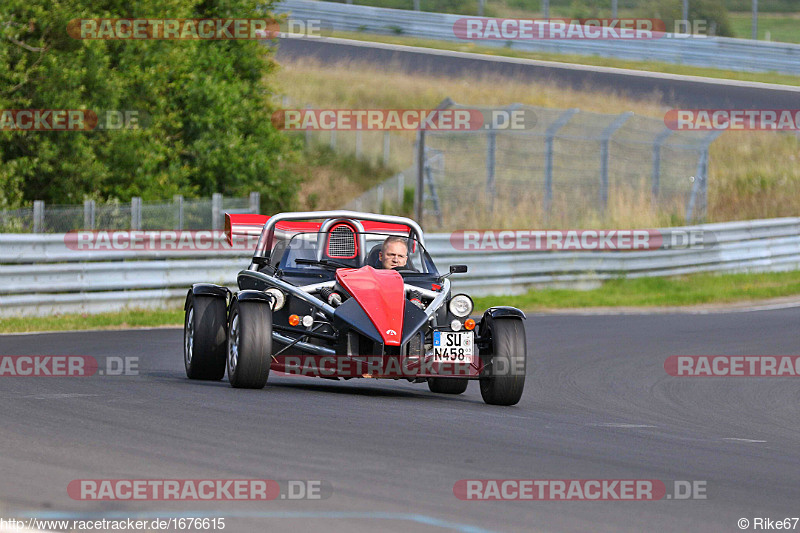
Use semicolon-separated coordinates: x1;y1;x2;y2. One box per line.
433;331;474;363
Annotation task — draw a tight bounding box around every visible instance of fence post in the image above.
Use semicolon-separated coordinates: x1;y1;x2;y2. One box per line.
486;130;496;211
415;129;425;226
212;193;223;231
397;173;404;205
544;109;579;213
651;128;673;199
131;197;142;230
330;130;336;151
686;175;701;224
249;192;260;214
383;132;390;167
305;105;312;147
174;195;184;230
33;200;44;233
377;185;384;212
599;112;634;215
83;199;95;230
686;130;723;223
355;130;362;159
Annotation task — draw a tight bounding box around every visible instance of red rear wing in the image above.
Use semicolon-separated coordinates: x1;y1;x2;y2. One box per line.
225;213;416;248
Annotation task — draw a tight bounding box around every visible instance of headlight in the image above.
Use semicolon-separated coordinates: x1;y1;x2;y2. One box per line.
265;288;285;311
448;294;473;318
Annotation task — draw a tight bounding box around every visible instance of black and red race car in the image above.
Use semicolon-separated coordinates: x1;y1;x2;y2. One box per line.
183;211;526;405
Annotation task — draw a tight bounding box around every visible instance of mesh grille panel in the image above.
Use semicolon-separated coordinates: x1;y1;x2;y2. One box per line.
328;224;356;258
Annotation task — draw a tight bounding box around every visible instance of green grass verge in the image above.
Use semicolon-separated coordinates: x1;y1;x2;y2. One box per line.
3;271;800;334
473;270;800;311
729;12;800;43
0;308;184;335
326;30;800;87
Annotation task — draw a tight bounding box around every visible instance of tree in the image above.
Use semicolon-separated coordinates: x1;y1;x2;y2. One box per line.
0;0;298;211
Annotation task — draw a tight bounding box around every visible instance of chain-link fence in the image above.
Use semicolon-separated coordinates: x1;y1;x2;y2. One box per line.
347;99;723;229
0;193;260;233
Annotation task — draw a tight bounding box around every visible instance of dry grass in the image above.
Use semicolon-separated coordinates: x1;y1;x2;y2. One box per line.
278;57;669;114
708;131;800;222
277;58;800;228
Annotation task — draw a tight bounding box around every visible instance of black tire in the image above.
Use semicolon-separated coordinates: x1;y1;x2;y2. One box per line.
479;318;526;406
184;294;227;380
427;377;469;395
227;299;272;389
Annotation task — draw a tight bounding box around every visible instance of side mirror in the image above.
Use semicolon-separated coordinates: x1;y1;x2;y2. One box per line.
449;264;468;274
252;256;269;267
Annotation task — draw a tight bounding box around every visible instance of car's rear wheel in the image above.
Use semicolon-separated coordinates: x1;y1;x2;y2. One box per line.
427;377;469;395
227;299;272;389
479;318;526;406
184;294;227;380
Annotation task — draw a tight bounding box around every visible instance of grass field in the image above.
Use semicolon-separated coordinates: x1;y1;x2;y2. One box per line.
728;12;800;43
0;308;185;334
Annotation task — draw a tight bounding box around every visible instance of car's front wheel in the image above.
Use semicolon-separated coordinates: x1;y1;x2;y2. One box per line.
479;318;526;406
184;293;227;381
227;299;272;389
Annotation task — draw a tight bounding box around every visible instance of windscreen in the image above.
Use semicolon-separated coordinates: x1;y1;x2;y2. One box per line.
277;231;436;275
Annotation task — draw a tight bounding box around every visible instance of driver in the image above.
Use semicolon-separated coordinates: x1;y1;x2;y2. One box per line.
379;236;408;269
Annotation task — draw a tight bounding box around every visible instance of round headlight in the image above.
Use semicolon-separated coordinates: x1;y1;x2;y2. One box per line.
448;294;473;318
265;288;285;311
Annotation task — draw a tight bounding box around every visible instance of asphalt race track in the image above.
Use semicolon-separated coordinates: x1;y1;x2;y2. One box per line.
275;36;800;109
1;308;799;532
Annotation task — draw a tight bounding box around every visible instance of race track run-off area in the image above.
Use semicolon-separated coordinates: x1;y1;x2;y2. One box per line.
1;308;799;532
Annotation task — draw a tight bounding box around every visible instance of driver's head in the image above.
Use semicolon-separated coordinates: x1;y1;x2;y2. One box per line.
379;236;408;269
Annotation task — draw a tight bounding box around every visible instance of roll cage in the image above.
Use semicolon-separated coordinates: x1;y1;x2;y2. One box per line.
248;210;426;270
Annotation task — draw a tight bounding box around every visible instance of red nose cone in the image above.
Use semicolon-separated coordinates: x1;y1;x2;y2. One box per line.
336;266;405;346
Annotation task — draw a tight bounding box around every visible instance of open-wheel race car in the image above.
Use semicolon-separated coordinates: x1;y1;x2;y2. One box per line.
183;211;527;405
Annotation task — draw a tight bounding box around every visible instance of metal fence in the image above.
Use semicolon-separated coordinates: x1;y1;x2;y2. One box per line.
0;193;260;233
1;217;799;316
275;0;800;75
348;99;722;229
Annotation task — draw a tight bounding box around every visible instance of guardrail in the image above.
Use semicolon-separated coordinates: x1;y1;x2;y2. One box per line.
274;0;800;76
1;218;800;316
